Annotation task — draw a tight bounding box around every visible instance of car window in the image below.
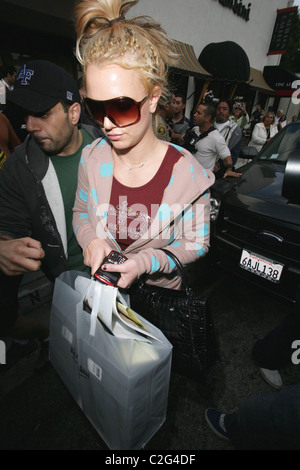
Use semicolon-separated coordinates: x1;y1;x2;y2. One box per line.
259;123;300;163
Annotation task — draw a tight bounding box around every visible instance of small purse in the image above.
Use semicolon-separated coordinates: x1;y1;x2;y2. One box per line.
128;249;217;381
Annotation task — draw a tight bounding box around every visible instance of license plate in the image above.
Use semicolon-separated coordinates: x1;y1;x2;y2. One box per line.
240;249;284;283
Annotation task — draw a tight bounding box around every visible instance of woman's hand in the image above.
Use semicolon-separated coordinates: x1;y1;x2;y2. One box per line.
83;239;112;275
101;258;139;289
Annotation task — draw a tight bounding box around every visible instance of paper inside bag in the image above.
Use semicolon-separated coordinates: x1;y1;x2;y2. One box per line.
74;276;161;342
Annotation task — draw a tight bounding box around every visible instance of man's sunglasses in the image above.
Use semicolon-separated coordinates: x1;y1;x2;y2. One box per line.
84;95;148;128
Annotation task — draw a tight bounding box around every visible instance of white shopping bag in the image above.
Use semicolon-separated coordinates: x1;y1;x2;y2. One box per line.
49;271;172;450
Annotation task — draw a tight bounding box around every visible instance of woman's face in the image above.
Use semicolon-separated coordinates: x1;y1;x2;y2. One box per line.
233;107;242;116
264;113;274;125
85;63;158;150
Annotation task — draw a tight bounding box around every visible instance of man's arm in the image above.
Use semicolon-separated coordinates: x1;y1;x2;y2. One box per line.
230;139;242;165
222;156;242;178
171;122;190;145
0;154;35;239
214;133;241;178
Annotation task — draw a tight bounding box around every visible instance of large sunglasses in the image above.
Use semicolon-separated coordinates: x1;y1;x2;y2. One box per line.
84;95;148;128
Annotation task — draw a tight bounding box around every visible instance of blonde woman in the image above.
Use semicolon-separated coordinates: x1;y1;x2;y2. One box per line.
73;0;215;290
249;112;278;152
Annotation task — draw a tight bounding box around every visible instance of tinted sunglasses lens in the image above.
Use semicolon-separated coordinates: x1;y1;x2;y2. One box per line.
85;100;105;125
85;97;140;127
106;98;139;126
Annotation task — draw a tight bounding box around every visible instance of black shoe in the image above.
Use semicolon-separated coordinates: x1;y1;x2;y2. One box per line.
205;408;230;441
0;339;38;374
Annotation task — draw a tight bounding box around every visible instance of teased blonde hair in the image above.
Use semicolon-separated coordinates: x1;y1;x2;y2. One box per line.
74;0;179;99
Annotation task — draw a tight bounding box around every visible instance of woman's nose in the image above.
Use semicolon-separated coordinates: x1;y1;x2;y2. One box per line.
103;115;115;129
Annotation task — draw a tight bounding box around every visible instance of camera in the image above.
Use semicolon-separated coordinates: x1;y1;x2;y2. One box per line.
233;96;244;110
203;90;219;105
183;128;199;154
94;251;127;286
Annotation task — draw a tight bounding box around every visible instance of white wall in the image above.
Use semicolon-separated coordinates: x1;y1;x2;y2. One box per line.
130;0;288;71
5;0;298;119
130;0;299;119
4;0;290;71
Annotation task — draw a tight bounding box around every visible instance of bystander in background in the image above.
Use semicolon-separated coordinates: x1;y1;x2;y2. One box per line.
189;101;240;178
248;112;277;152
153;92;175;141
230;100;249;130
0;112;21;170
214;99;242;167
168;93;191;145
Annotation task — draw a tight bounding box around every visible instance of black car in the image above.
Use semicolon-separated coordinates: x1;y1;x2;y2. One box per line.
210;121;300;304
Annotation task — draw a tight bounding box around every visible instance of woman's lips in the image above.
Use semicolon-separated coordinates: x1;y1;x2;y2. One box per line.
107;133;123;141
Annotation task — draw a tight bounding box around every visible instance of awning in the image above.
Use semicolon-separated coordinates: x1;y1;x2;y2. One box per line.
171;40;211;78
198;41;250;82
263;66;299;96
249;68;274;93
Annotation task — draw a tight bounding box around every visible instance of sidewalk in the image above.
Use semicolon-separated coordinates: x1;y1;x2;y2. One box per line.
0;266;298;450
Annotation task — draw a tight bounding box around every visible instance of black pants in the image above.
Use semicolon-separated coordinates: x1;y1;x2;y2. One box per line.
225;384;300;450
0;270;22;334
252;308;300;370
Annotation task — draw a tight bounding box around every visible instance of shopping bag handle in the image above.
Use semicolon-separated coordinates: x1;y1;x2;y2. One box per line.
160;248;192;295
89;281;102;336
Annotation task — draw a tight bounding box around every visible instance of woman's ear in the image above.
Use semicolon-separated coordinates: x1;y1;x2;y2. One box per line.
69;102;82;125
149;86;162;114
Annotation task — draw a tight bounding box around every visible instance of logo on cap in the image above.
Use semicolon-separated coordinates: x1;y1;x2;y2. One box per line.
17;65;34;85
67;91;73;101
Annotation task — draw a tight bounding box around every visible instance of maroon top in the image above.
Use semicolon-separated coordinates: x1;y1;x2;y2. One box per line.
108;145;182;250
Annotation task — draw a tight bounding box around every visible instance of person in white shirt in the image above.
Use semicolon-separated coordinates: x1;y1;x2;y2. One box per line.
277;114;287;131
1;65;17;92
214;99;242;165
191;102;241;178
230;101;249;129
274;109;283;126
248;112;278;152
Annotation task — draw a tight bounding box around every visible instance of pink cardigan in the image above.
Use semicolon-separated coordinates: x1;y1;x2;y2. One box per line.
73;138;215;289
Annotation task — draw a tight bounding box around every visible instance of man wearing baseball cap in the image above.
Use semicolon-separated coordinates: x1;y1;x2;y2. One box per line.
0;60;103;372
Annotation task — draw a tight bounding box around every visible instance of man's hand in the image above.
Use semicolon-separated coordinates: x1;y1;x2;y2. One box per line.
171;131;185;145
0;237;45;276
222;156;242;179
224;168;242;178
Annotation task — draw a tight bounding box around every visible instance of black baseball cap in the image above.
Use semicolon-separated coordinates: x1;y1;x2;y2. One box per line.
8;60;81;113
